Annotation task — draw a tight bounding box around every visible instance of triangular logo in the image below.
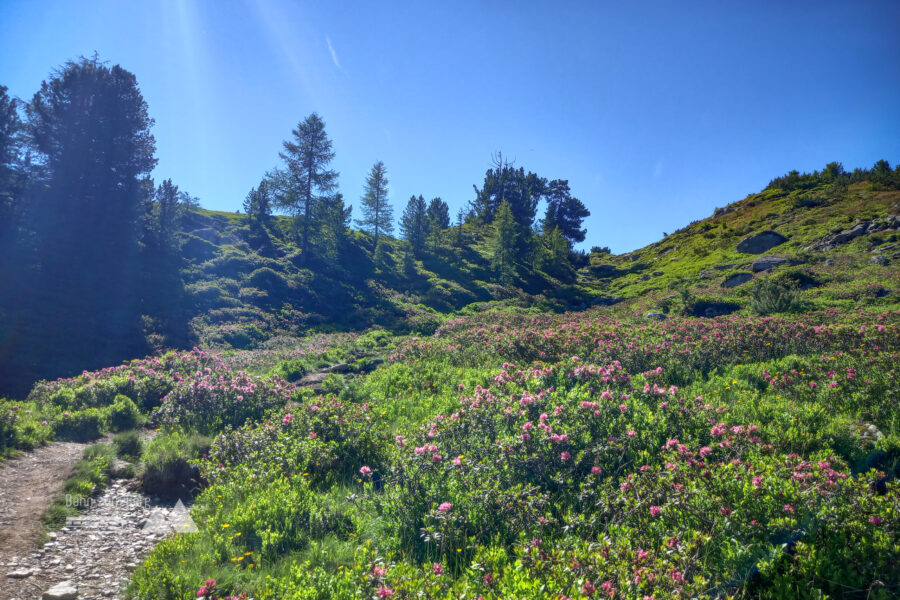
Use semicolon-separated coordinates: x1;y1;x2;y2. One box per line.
170;499;199;533
142;499;198;534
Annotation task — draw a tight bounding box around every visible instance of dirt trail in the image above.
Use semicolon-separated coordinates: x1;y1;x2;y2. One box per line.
0;442;87;550
0;441;88;597
1;434;185;600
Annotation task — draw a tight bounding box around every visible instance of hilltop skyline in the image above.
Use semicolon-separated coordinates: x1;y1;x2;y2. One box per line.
1;0;899;252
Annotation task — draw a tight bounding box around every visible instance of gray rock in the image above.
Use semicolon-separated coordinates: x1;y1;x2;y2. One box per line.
298;372;328;392
713;205;735;217
321;363;351;374
698;269;715;280
639;274;651;281
824;258;835;266
6;567;34;578
752;256;790;272
869;254;889;266
722;272;753;288
644;311;667;321
737;230;788;254
806;215;900;251
42;581;78;600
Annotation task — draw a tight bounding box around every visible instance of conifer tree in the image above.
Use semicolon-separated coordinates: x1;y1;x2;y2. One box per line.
272;113;338;260
243;179;271;232
426;197;450;251
400;194;427;256
318;192;352;262
543;179;590;246
357;160;393;245
0;85;24;238
489;200;517;283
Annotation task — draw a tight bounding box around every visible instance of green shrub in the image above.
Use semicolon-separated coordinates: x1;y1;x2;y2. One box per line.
106;394;141;432
271;358;309;382
113;430;142;460
54;409;105;442
139;431;212;499
0;404;17;452
750;278;804;315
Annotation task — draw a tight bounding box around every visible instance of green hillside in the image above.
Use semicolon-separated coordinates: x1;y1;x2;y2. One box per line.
579;175;899;317
177;168;900;357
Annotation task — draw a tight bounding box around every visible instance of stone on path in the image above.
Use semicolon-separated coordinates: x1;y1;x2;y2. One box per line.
42;580;78;600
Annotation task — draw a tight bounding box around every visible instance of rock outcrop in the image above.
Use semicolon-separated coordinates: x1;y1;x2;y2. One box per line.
805;215;899;252
737;231;788;254
752;256;790;272
722;272;753;288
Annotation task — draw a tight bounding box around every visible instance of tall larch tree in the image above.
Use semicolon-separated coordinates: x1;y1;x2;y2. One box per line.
272;112;338;262
357;160;393;246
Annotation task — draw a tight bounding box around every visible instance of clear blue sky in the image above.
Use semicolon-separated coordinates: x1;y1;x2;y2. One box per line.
2;1;898;253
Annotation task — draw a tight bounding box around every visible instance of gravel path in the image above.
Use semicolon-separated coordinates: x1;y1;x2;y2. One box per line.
1;441;183;599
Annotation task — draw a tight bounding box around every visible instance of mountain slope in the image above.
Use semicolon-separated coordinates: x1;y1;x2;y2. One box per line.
579;178;899;316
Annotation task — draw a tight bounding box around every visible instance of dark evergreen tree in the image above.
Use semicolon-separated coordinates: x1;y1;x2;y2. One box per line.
4;56;158;393
0;85;25;239
243;179;271;233
425;197;450;252
489;200;517;283
317;192;352;263
400;194;427;257
357;161;393;245
535;225;572;279
140;178;193;349
543;179;590;246
271;113;338;261
426;197;450;229
455;206;466;247
472;153;545;251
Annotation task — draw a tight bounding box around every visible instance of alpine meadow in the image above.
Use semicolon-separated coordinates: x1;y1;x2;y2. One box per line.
0;3;898;600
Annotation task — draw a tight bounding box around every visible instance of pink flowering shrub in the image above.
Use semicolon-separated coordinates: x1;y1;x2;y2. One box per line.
202;398;389;487
152;371;292;434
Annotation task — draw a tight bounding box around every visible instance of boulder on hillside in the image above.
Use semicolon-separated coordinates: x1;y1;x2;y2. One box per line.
869;254;889;266
737;230;788;254
644;311;666;321
752;256;790;272
722;272;753;288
